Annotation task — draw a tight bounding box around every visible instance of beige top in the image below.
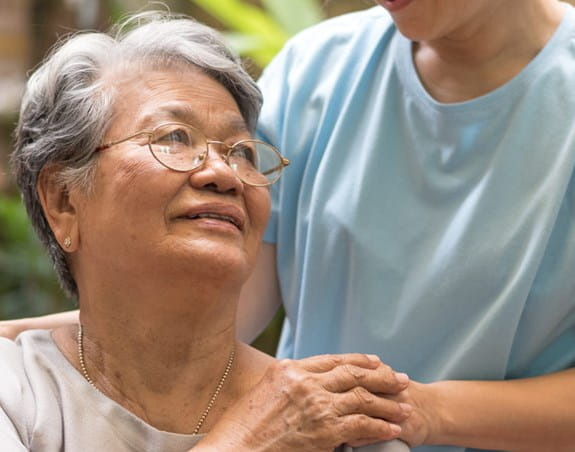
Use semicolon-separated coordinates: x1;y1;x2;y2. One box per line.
0;330;409;452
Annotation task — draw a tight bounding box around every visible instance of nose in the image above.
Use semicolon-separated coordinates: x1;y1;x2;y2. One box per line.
188;143;244;195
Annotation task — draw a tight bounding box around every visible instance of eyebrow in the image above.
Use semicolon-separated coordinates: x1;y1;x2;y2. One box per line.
139;104;250;137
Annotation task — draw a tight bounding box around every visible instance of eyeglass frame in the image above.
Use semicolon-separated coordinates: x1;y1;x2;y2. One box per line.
94;121;290;187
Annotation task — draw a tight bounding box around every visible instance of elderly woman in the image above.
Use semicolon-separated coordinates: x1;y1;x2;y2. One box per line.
0;12;412;452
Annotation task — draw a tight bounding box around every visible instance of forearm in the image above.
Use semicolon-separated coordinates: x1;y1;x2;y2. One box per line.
427;368;575;451
237;243;282;343
0;310;79;339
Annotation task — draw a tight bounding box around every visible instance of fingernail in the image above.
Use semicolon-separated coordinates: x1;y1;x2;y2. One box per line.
389;423;402;435
395;372;409;384
367;354;381;363
400;403;412;414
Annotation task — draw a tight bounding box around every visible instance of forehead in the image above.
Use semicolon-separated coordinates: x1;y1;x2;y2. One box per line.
105;67;248;138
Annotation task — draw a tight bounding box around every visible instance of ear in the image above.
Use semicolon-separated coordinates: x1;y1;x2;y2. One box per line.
37;165;80;252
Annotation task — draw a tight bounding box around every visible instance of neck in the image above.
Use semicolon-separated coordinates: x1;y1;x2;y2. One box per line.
64;277;241;433
413;0;565;102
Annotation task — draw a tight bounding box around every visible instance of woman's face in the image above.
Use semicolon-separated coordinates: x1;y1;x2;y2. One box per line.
74;68;270;287
376;0;496;42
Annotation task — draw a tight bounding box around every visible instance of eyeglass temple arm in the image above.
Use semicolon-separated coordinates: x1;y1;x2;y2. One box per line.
95;131;151;152
261;158;290;176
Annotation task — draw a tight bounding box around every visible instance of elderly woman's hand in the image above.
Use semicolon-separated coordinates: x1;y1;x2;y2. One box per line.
193;353;411;451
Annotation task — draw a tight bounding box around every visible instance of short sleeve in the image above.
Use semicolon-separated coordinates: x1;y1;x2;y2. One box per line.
0;338;32;450
0;409;27;452
256;36;301;245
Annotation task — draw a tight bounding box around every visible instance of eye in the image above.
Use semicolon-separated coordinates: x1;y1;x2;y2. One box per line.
154;127;192;146
232;143;257;165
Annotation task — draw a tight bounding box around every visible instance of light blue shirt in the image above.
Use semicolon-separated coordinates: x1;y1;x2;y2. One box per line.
258;6;575;451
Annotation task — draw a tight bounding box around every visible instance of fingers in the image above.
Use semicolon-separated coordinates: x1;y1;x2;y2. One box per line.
322;362;409;394
294;353;409;395
334;387;412;423
268;357;412;434
297;353;382;372
332;414;403;445
211;357;413;452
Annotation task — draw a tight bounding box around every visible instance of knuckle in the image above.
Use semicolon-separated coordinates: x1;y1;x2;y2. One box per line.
327;354;345;366
275;358;295;371
357;353;374;364
340;363;365;382
351;387;373;406
283;372;318;396
346;415;397;441
267;359;318;394
379;363;393;375
347;414;373;436
378;364;399;386
271;359;303;380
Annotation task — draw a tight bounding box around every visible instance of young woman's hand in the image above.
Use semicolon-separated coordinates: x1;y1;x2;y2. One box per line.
0;311;79;340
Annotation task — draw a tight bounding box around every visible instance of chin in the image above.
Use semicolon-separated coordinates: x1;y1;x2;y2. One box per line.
396;23;441;42
184;244;251;279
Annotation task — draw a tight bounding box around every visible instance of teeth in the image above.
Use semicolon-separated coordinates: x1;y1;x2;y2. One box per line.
190;213;239;227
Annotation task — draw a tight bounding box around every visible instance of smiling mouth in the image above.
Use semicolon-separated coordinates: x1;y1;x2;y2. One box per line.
183;212;242;230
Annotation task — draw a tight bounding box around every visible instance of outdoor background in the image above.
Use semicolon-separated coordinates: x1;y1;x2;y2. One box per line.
2;0;574;354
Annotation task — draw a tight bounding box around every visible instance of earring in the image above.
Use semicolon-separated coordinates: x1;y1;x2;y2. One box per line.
63;237;72;248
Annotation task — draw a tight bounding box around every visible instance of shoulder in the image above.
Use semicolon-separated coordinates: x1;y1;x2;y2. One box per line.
288;6;393;47
0;330;65;415
257;6;398;142
260;6;394;82
237;342;275;381
0;334;30;395
0;332;40;447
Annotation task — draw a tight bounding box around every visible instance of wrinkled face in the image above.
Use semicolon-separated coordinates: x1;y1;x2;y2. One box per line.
74;68;270;287
376;0;496;42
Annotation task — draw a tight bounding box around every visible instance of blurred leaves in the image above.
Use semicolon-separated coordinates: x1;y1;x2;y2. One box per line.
190;0;325;67
261;0;323;35
0;194;68;320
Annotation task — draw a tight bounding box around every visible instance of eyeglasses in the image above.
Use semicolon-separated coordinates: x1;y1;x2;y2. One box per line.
95;122;290;186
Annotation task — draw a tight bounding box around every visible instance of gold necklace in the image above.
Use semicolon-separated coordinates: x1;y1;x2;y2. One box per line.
77;324;235;435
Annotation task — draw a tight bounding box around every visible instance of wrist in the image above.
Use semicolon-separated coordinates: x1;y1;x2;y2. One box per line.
417;380;453;446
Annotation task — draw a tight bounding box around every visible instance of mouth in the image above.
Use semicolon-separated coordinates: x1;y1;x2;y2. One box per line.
178;204;245;232
184;212;242;229
381;0;412;12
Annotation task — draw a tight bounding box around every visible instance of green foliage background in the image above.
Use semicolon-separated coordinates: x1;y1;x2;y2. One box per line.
0;195;68;319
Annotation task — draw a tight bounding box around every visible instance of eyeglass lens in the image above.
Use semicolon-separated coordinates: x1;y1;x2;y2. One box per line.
148;123;283;185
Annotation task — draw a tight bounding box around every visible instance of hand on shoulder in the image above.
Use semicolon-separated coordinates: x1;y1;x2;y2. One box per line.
0;319;30;340
196;352;412;451
0;310;79;340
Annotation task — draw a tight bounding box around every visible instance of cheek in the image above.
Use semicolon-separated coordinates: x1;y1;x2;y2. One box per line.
108;158;155;201
246;188;271;237
90;157;179;230
98;153;177;201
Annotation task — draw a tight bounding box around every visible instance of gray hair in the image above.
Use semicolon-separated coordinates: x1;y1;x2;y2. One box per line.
11;11;263;300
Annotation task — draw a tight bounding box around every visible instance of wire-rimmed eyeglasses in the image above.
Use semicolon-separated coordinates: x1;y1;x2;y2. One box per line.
95;122;290;186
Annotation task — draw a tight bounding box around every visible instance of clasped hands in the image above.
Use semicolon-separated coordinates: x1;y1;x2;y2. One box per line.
195;353;428;451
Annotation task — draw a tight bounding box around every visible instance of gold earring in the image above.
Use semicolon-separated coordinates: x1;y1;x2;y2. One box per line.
63;237;72;248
